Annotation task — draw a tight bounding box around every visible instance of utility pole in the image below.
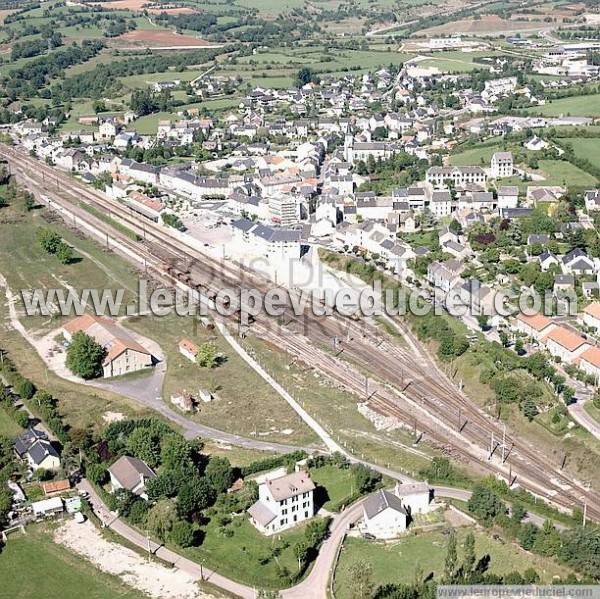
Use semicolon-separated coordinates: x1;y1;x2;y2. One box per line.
146;530;151;561
457;407;462;432
583;501;587;528
365;374;369;398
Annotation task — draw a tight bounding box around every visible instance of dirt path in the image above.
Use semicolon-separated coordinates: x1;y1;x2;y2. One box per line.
55;519;214;599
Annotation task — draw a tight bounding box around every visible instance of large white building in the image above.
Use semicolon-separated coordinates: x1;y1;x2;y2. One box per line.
231;218;301;264
248;471;315;535
491;152;514;178
426;166;487;187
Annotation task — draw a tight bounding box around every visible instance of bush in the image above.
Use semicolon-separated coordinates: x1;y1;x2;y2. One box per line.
14;410;29;428
16;378;35;400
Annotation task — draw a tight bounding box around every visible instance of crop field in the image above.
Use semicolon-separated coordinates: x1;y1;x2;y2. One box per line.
111;29;216;48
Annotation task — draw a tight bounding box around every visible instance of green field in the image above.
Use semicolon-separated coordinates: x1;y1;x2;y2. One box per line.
526;94;600;118
182;516;313;589
334;528;573;598
536;159;598;188
0;526;148;599
309;464;357;511
449;145;498;167
560;138;600;169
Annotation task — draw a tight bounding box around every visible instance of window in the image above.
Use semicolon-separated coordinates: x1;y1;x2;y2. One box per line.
305;511;309;518
293;515;297;522
282;509;287;515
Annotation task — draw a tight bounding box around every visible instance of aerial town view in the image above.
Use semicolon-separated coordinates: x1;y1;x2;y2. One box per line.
2;0;600;597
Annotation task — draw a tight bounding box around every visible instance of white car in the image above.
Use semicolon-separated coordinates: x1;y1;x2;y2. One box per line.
74;512;86;524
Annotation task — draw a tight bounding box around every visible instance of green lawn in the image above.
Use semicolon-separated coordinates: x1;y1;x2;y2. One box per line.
0;526;149;599
182;515;314;589
449;145;499;167
0;407;23;438
526;94;600;118
309;464;356;511
334;528;573;598
132;112;174;135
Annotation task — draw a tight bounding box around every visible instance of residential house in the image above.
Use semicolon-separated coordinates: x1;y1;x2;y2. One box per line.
108;455;156;498
562;248;595;275
579;346;600;382
542;326;589;363
513;312;556;341
426;166;487;187
427;259;465;293
362;490;408;539
497;186;519;210
248;471;315;535
582;302;600;330
584;189;600;211
539;250;560;272
14;429;60;471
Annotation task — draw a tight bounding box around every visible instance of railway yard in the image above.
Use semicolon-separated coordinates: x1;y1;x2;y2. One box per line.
4;143;600;525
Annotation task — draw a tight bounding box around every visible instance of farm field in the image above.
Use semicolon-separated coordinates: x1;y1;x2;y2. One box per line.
417;14;552;36
111;29;217;48
334;528;573;598
1;526;149;599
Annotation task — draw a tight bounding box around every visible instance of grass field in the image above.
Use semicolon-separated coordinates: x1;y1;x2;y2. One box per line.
125;313;319;447
334;528;572;598
0;407;23;438
559;138;600;169
526;94;600;118
537;159;598;187
310;464;357;511
182;515;312;589
449;145;499;167
1;526;148;599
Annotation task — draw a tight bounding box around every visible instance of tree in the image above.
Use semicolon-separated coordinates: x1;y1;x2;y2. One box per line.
86;463;108;485
293;540;309;571
16;378;35;400
177;477;215;521
36;228;62;254
563;386;576;405
195;342;219;369
444;531;458;580
170;520;195;547
476;315;489;331
145;471;179;500
129;499;149;526
346;558;374;599
351;463;381;494
514;338;524;355
66;331;106;379
467;484;505;523
204;456;234;494
305;516;331;547
463;531;476;573
296;67;315;87
0;487;13;527
56;242;73;265
127;427;162;468
146;499;176;543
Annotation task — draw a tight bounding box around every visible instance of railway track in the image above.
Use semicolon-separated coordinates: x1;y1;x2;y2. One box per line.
5;144;600;521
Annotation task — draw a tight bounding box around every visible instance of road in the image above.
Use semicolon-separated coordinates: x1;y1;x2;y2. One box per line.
569;400;600;442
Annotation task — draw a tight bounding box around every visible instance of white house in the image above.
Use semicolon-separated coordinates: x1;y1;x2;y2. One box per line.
108;455;156;499
362;482;433;539
497;186;519;210
248;471;315;535
513;312;556;341
362;490;408;539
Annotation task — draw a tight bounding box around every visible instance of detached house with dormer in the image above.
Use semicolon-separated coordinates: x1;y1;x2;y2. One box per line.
248;471;315;535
